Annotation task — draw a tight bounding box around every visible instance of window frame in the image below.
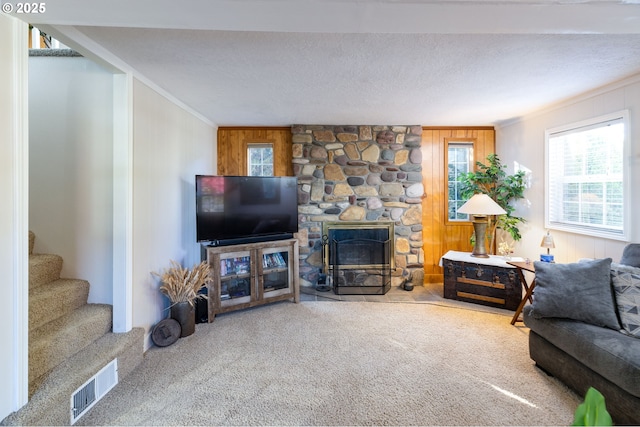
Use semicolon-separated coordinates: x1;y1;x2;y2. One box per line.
544;110;630;241
247;143;274;177
445;139;475;224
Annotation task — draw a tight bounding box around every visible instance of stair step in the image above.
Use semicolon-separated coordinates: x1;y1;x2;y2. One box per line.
29;253;63;289
7;231;146;426
29;304;113;393
29;278;90;331
2;327;145;426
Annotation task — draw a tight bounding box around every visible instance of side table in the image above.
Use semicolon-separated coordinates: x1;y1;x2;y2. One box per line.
507;260;536;325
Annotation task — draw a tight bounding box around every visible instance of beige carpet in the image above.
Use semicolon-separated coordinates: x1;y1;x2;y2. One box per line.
78;300;580;426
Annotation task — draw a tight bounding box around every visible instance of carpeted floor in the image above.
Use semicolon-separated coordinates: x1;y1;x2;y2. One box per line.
78;291;580;426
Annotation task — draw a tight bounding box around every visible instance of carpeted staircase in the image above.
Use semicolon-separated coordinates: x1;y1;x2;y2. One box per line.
2;231;145;426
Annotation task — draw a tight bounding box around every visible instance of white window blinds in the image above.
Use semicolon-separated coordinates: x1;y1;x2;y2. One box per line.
545;111;628;240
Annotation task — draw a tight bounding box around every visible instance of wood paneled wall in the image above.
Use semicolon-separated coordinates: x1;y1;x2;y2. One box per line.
421;127;495;283
217;127;293;176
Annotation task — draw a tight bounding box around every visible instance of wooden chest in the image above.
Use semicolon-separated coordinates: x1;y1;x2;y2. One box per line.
442;255;522;311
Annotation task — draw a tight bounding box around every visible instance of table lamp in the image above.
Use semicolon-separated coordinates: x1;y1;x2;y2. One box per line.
540;231;555;262
458;194;507;258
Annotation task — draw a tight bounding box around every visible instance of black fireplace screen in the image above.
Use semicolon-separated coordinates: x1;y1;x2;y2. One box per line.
329;238;389;268
328;229;389;266
328;235;391;295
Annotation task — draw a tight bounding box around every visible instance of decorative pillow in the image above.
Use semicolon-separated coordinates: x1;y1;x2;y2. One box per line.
531;258;620;330
620;244;640;268
611;262;640;337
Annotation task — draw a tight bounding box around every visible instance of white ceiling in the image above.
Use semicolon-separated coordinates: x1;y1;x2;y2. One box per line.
22;0;640;127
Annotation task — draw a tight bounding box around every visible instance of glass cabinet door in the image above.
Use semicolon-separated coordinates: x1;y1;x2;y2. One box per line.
219;250;252;306
260;246;292;298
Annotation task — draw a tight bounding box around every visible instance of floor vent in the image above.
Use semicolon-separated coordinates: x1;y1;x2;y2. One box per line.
70;358;118;425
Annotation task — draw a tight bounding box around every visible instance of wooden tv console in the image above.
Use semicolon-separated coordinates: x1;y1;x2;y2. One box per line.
205;238;299;322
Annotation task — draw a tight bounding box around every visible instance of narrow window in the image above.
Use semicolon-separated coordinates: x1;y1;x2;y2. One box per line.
545;110;629;240
247;144;274;177
447;142;474;221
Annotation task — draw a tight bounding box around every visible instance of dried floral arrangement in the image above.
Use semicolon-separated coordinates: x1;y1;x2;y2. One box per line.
153;260;213;306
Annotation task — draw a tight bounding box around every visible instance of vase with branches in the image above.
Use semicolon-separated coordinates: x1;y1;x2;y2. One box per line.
458;153;526;253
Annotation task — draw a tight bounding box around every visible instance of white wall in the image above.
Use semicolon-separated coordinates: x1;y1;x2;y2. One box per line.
0;14;28;421
497;74;640;263
29;55;115;304
131;79;216;349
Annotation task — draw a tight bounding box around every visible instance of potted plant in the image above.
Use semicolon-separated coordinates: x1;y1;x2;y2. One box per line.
153;260;212;337
458;153;526;253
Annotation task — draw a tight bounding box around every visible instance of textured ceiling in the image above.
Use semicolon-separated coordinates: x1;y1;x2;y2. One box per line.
22;0;640;126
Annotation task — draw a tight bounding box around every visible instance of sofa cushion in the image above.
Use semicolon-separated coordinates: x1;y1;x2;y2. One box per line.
620;244;640;268
524;306;640;398
530;258;620;330
611;262;640;338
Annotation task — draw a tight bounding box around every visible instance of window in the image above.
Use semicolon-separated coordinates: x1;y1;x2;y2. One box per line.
545;110;629;240
447;142;474;221
247;144;274;177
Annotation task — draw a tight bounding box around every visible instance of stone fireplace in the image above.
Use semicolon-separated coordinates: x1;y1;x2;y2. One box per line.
292;125;424;289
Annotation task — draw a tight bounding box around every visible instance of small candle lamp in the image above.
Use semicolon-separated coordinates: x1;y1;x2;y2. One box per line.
540;231;555;262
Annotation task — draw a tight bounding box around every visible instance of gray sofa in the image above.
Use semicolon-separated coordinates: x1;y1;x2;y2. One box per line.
523;248;640;425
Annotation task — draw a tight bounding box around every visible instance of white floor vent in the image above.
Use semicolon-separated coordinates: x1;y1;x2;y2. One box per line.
70;358;118;425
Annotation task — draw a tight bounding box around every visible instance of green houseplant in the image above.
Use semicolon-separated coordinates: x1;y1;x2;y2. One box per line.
572;387;612;426
458;153;526;253
153;260;212;337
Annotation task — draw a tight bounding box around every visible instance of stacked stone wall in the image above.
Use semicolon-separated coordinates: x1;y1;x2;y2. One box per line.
292;125;424;288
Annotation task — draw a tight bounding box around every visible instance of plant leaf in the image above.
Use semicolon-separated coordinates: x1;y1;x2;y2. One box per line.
572;387;612;426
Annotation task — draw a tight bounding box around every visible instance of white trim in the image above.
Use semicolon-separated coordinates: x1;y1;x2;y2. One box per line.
544;109;630;241
11;15;30;412
247;143;275;177
112;73;133;333
30;26;41;49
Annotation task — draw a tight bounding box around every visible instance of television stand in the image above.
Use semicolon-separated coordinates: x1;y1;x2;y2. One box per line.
205;238;299;321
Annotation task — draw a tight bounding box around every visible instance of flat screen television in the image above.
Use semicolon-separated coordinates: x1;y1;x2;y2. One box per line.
195;175;298;245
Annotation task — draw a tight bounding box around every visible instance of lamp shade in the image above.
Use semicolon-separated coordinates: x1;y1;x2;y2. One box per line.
458;194;506;216
540;231;555;249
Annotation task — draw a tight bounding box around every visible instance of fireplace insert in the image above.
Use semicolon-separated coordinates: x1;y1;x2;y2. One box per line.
323;222;393;295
